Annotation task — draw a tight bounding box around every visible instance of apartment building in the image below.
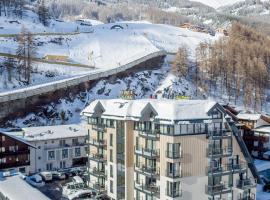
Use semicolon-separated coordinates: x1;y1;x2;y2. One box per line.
82;99;257;200
5;124;88;174
0;132;34;174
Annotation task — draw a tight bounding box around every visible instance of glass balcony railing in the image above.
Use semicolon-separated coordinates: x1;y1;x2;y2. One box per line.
88;167;106;178
87;138;107;147
206;147;232;158
207;129;232;139
88;153;107;162
135;146;160;158
135;181;160;198
92;123;106;132
89;181;106;193
166;189;182;198
206;162;247;176
135;162;160;178
139;129;160;140
167;169;182;178
237;178;257;190
205;182;232;195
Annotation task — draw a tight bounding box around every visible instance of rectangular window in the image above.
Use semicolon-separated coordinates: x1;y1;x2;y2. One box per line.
110;134;113;147
110;180;113;193
166;181;181;197
0;147;5;153
62;149;69;159
60;161;66;169
48;150;55;160
46;163;53;170
110;165;113;178
167;143;181;158
2;136;5;141
75;147;81;157
110;149;113;162
72;138;78;146
60;140;66;147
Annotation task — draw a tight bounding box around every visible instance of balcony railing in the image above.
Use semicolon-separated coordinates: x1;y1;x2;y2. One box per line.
166;189;182;198
88;167;106;178
89;182;106;193
206;147;232;158
0;149;30;157
135;163;160;178
166;151;182;159
237;178;257;190
207;129;232;139
139;129;160;140
92;124;106;132
135;147;160;158
0;161;30;169
88;153;107;162
205;182;232;195
167;169;182;178
135;181;160;197
206;162;247;176
88;139;107;147
238;193;256;200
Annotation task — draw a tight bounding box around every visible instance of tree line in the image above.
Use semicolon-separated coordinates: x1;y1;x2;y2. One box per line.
173;22;270;111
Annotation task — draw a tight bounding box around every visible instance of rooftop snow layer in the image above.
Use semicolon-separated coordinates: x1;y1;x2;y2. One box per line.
237;113;262;121
253;125;270;134
5;124;86;142
82;99;217;122
0;175;50;200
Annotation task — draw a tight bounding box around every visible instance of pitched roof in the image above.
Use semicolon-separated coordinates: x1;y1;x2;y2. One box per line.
82;99;219;122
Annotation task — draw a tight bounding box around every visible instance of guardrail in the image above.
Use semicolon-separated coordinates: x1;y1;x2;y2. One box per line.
0;50;166;103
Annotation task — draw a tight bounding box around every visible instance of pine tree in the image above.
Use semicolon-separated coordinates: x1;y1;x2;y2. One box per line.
172;46;189;78
38;0;50;26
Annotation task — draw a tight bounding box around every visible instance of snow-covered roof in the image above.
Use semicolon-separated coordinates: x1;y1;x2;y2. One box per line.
0;174;50;200
237;113;262;121
253;126;270;134
82;99;219;122
4;124;86;142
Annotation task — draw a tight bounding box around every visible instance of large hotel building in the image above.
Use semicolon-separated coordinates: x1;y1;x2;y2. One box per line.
82;99;257;200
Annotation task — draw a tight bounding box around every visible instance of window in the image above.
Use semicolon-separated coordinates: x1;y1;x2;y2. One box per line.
46;163;53;170
106;119;114;127
2;136;5;141
160;124;174;135
62;149;69;159
75;147;81;157
110;180;113;193
167;162;181;177
0;158;6;163
166;181;181;197
60;161;66;169
72;138;79;146
110;165;113;178
167;143;181;158
110;149;113;162
38;156;41;160
9;146;18;152
60;140;66;147
110;134;113;147
0;147;5;152
48;150;55;160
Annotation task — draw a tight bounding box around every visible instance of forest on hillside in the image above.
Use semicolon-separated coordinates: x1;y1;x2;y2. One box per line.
173;22;270;111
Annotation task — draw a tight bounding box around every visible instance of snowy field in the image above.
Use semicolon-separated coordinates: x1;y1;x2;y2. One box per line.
0;9;215;93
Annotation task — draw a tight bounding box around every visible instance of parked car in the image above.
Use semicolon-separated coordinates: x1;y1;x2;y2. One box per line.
70;168;84;176
52;171;66;180
59;169;74;177
72;176;84;184
25;174;45;187
68;189;93;200
40;171;53;182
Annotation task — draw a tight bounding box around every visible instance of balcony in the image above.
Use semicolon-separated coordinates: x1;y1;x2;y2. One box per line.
166;189;182;198
206;162;247;176
227;162;247;173
135;181;160;198
135;147;159;159
88;167;106;178
88;139;107;148
89;182;106;193
238;193;256;200
135;163;160;178
237;178;257;190
0;149;30;157
167;169;182;179
207;129;232;139
92;124;106;132
206;147;232;158
0;161;30;169
88;153;107;163
205;182;232;195
166;151;182;159
139;129;160;140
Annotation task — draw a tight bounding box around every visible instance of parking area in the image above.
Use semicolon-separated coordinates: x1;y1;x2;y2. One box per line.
39;178;71;200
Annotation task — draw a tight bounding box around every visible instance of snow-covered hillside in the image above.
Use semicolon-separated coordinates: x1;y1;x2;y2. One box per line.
0;9;215;93
191;0;244;9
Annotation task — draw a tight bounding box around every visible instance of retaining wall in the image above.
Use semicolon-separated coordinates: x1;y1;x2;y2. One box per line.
0;51;166;123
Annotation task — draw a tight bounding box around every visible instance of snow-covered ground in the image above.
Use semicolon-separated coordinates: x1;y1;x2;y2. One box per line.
0;9;215;93
191;0;244;9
